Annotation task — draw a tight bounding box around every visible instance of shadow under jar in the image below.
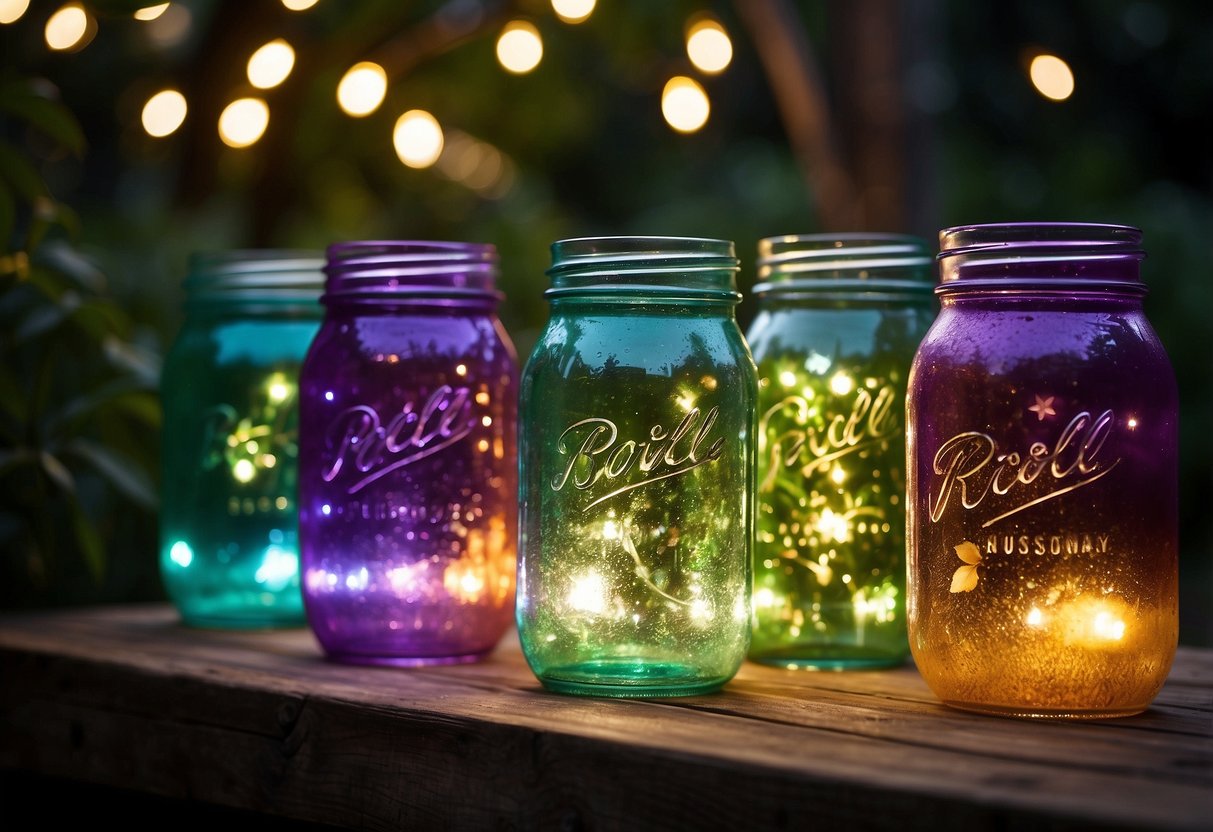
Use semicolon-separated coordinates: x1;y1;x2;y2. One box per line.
907;223;1178;718
298;241;518;666
517;237;757;698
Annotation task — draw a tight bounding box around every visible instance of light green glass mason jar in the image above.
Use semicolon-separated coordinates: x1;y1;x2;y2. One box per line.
517;237;757;697
746;234;936;668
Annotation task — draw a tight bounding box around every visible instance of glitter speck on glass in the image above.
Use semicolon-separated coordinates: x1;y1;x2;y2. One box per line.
746;235;936;669
517;237;756;697
298;242;517;666
907;223;1178;718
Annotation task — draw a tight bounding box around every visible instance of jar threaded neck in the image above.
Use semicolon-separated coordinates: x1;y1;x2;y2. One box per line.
546;236;740;302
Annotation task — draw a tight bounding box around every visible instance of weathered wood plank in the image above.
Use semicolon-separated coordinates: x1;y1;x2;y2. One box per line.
1;605;1209;831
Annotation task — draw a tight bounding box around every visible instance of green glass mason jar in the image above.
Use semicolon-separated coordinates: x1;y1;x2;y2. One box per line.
745;234;936;668
159;251;324;628
518;237;757;697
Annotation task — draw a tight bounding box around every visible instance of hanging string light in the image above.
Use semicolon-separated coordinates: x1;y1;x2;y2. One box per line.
686;17;733;74
1029;53;1074;101
218;97;270;148
247;38;295;89
133;3;169;21
496;20;543;74
45;3;95;52
661;75;710;133
281;0;319;10
337;61;388;116
393;109;444;168
551;0;595;24
0;0;31;25
141;89;188;137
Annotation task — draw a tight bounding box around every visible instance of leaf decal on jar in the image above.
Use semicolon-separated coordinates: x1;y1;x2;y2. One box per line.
950;541;982;593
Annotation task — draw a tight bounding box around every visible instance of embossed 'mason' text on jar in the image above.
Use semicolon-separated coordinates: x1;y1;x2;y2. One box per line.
517;237;757;697
907;223;1178;719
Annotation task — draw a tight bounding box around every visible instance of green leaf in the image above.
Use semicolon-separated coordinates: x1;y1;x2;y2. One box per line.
39;450;76;495
44;378;158;434
36;242;106;292
0;82;87;157
67;494;105;581
102;335;161;385
14;289;80;342
63;437;157;509
0;141;47;202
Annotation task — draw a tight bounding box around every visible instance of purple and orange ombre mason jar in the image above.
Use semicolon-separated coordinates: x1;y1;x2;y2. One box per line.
906;223;1178;718
298;241;518;665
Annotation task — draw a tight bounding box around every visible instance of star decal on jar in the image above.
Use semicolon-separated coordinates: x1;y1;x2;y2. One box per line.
1028;394;1056;421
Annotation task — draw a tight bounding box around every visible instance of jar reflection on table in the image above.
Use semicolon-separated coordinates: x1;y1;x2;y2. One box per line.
159;251;323;629
745;234;936;669
517;237;757;697
907;223;1178;718
298;242;517;666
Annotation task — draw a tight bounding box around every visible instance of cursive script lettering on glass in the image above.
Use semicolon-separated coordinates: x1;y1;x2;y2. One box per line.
552;406;725;510
323;385;474;494
758;385;899;492
929;409;1120;528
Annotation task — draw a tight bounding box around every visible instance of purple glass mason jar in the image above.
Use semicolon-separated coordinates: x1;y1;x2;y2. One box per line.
907;223;1178;718
298;242;518;665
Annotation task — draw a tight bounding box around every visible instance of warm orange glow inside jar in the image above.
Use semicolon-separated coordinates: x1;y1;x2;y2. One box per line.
906;223;1178;718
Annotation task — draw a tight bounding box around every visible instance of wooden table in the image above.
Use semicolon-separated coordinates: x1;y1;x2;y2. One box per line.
1;605;1209;830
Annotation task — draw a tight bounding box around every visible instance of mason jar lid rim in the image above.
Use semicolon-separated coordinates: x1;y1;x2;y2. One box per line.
548;236;738;272
327;240;497;256
938;222;1143;258
758;255;934;274
188;250;325;286
753;276;936;295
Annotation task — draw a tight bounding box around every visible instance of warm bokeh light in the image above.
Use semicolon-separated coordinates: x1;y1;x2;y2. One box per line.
437;130;515;198
145;2;190;49
218;97;270;148
393;110;444;169
45;3;93;52
1029;53;1074;101
0;0;30;25
281;0;318;9
337;61;388;116
247;39;295;89
496;20;543;74
134;3;169;21
141;89;188;138
661;75;710;133
551;0;595;24
686;18;733;74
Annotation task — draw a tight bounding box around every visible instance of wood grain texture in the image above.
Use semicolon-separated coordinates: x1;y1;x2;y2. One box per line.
1;605;1209;831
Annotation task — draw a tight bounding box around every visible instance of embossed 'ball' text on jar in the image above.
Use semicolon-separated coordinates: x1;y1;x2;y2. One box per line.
518;237;757;697
906;223;1178;718
298;242;518;665
746;235;936;669
160;251;323;628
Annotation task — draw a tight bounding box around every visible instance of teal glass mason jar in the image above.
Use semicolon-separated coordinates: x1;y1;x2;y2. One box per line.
518;237;757;697
159;251;324;628
745;235;936;668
